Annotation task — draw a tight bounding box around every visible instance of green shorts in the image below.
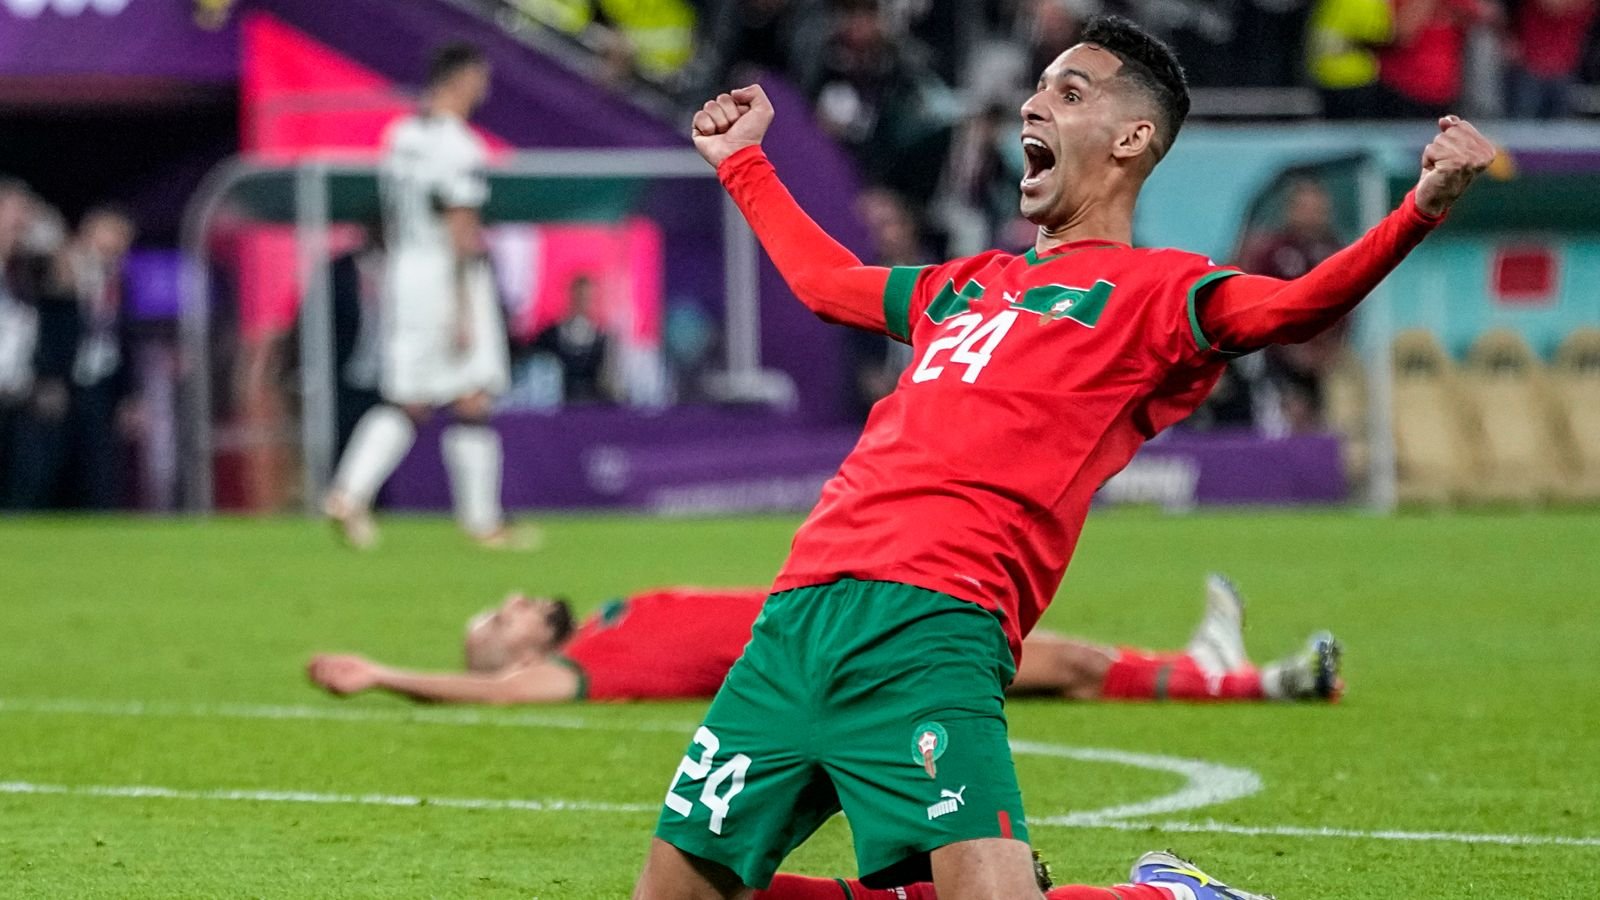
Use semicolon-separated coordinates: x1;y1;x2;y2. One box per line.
652;578;1027;889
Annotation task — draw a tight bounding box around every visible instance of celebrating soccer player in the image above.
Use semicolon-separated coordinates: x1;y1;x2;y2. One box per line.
638;14;1494;900
323;43;524;550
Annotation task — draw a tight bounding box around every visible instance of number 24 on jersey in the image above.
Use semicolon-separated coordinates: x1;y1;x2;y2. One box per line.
912;310;1018;384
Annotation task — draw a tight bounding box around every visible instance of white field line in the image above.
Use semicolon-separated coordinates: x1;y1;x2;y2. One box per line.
1036;815;1600;848
1;697;1259;822
1011;740;1262;821
0;697;695;733
0;780;653;814
2;779;1595;849
5;697;1597;850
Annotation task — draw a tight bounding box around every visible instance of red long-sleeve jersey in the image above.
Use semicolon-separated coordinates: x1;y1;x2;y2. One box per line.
722;147;1440;660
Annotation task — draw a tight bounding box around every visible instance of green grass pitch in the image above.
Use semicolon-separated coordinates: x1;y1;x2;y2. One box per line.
2;510;1597;898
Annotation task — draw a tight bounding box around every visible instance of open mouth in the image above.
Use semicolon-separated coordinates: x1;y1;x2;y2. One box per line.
1021;136;1056;190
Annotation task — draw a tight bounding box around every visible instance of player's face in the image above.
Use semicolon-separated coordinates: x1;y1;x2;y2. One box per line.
1017;44;1135;226
1286;184;1332;235
463;594;574;671
457;62;491;112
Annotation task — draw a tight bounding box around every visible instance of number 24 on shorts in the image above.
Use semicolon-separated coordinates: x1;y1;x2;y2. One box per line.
664;726;752;835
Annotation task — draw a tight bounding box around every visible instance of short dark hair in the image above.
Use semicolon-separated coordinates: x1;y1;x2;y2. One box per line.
427;41;486;88
1080;15;1189;159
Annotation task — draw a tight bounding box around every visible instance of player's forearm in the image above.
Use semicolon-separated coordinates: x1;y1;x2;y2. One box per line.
373;669;525;705
718;147;893;333
1198;191;1442;351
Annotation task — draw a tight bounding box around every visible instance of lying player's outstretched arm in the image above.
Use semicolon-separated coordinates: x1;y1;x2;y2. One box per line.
692;85;895;336
307;653;579;704
1196;117;1496;352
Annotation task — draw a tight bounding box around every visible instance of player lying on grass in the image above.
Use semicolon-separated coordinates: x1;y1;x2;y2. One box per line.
307;576;1342;705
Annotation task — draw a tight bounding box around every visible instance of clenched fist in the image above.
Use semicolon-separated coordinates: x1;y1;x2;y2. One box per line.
307;653;381;696
1415;116;1497;218
691;85;775;169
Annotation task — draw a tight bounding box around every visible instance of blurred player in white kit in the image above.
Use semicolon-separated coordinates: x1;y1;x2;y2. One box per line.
324;42;521;550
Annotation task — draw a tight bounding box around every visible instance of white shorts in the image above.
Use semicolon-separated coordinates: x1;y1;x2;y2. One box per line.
380;253;511;407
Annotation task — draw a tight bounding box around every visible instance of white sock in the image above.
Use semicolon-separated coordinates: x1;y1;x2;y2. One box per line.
442;423;503;537
331;405;417;508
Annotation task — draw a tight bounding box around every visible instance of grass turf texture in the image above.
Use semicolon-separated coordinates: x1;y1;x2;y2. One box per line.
1;511;1596;898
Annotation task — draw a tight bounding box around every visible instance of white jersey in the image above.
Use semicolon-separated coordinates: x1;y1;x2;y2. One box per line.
380;112;490;256
375;111;508;405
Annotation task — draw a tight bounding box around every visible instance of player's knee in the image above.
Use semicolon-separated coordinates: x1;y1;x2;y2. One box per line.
634;838;748;899
397;403;431;426
452;394;493;426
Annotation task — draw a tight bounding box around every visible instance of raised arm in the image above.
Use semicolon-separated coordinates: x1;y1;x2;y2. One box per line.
307;653;579;705
1196;117;1496;353
692;85;894;336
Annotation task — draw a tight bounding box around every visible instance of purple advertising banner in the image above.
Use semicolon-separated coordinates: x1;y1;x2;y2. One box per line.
384;410;1347;514
0;0;238;81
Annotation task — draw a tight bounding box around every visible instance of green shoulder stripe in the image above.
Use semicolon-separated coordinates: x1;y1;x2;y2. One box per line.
1185;269;1244;353
552;656;590;702
882;265;925;342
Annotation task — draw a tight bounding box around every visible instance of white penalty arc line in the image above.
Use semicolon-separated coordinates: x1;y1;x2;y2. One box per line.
1011;739;1262;822
1;780;1595;850
7;698;1598;850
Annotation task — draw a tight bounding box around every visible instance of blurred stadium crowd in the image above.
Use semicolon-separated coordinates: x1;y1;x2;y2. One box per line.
499;0;1599;427
0;180;142;510
1;0;1598;511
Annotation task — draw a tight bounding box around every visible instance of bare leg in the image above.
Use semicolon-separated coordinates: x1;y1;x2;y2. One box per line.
930;837;1043;900
443;390;508;541
324;402;431;548
633;837;754;900
1009;631;1115;700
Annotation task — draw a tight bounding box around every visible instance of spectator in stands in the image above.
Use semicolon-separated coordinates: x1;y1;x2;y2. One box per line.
532;274;615;404
1239;179;1346;432
1505;0;1598;119
686;0;830;99
936;102;1015;257
1024;0;1087;90
4;206;139;510
805;0;953;198
1307;0;1394;117
0;178;43;497
846;187;926;419
1376;0;1498;118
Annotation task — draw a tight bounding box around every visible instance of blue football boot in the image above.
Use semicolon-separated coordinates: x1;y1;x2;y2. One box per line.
1129;850;1275;900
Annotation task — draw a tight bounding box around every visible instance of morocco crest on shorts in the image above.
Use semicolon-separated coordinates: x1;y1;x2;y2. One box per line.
911;721;948;779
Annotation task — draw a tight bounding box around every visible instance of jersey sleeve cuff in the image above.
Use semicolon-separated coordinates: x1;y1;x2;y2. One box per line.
716;145;769;182
882;265;924;342
1185;269;1245;354
1402;189;1447;227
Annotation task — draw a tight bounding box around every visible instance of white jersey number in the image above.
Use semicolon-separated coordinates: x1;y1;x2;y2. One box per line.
663;726;752;835
912;310;1019;384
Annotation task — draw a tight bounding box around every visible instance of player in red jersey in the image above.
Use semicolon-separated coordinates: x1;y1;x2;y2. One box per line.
308;587;767;704
306;576;1340;705
655;14;1494;897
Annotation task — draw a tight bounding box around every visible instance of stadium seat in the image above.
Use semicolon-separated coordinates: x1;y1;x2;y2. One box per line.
1549;328;1600;501
1457;329;1562;503
1390;330;1480;505
1322;347;1368;486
